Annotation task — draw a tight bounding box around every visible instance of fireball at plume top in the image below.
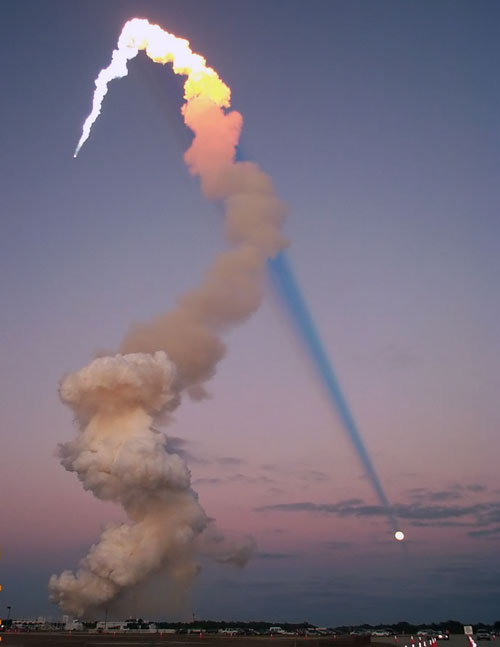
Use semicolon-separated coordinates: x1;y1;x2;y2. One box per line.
73;18;231;158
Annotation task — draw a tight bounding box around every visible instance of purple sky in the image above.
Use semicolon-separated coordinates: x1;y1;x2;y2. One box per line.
1;0;499;625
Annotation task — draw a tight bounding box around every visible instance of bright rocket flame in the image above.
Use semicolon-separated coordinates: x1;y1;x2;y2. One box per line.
74;18;231;158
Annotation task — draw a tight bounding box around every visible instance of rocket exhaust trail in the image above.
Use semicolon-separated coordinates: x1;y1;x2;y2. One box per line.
51;18;287;617
54;14;402;618
268;252;400;536
72;18;232;159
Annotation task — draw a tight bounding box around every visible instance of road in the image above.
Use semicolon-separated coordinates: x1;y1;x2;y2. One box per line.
372;636;474;647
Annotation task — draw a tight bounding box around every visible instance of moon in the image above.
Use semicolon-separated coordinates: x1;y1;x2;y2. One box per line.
394;530;405;541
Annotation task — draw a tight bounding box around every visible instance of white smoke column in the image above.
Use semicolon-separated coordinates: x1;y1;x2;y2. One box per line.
52;18;287;616
49;352;208;616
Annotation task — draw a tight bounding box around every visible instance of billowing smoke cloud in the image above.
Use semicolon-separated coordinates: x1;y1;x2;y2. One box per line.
50;18;287;617
50;353;207;616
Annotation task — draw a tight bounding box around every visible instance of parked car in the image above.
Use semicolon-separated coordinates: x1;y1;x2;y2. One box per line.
372;630;392;637
476;633;491;641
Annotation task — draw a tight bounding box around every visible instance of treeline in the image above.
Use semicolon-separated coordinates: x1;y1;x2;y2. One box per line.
337;621;499;634
151;620;500;633
154;621;314;631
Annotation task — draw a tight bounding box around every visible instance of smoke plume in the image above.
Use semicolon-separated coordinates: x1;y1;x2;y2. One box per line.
50;18;287;617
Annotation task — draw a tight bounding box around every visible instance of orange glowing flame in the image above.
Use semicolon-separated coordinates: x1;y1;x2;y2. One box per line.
74;18;231;157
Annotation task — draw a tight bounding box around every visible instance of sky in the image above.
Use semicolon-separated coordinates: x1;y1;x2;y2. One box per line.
1;0;499;627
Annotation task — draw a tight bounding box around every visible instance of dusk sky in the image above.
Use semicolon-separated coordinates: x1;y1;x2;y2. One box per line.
1;0;499;626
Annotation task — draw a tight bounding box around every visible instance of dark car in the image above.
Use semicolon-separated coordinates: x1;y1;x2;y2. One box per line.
476;633;491;641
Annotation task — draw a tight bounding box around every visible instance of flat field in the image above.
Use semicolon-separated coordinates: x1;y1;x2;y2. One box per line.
0;634;362;647
0;634;473;647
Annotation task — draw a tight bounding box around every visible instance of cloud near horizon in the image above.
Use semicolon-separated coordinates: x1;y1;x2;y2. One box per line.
194;473;275;486
255;497;500;534
406;484;487;502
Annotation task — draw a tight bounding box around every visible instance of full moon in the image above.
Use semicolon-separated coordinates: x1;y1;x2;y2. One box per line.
394;530;405;541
